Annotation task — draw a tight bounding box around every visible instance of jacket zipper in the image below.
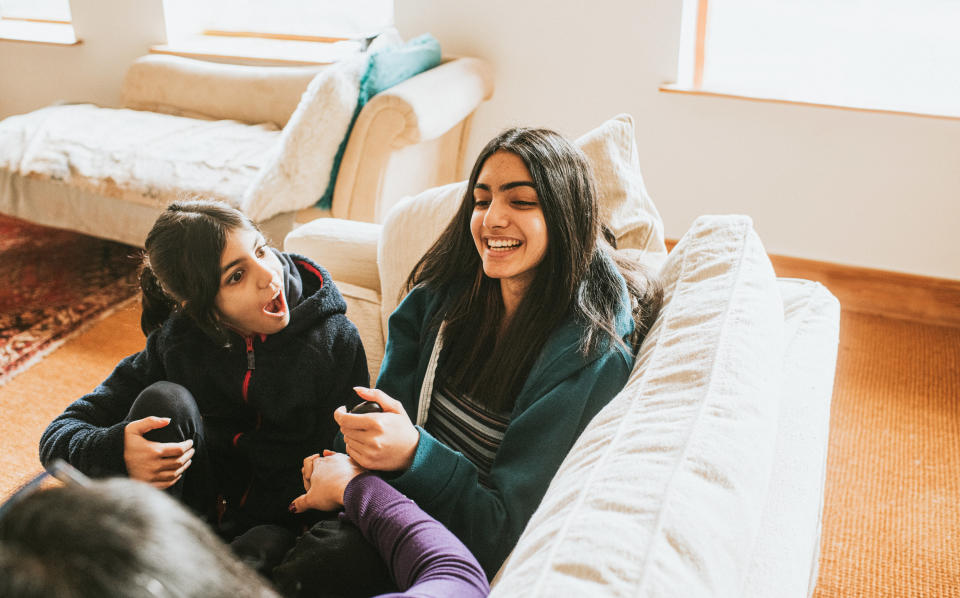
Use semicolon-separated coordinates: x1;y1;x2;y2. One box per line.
238;335;256;508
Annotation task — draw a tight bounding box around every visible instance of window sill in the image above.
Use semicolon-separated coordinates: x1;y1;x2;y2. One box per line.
0;19;78;45
151;34;365;66
659;84;960;122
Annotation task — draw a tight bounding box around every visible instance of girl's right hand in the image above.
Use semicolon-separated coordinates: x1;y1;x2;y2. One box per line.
334;387;420;472
123;417;194;489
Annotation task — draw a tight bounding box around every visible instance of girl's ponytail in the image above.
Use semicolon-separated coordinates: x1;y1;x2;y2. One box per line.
139;262;178;336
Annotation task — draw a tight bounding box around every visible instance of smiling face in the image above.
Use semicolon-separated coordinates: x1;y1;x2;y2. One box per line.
470;151;549;304
214;227;289;337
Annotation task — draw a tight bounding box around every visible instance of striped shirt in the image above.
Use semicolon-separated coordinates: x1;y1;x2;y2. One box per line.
424;373;511;488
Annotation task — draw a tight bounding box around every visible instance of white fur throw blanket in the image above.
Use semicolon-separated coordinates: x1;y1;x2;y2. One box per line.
0;55;369;222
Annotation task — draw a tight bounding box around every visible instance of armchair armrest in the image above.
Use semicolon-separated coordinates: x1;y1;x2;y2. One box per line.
121;54;325;128
283;218;382;293
332;57;494;222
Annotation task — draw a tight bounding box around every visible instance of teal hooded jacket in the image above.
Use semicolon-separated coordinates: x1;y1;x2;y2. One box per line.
375;280;636;577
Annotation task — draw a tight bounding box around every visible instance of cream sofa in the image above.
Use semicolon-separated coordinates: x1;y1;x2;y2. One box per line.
0;51;493;247
285;115;840;597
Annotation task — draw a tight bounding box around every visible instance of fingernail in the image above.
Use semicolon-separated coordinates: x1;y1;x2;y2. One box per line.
288;502;297;513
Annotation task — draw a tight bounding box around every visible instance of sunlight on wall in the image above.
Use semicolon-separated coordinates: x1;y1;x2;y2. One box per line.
162;0;393;42
686;0;960;117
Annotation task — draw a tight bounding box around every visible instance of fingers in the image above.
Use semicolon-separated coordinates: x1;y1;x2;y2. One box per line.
151;473;183;490
126;416;171;435
302;454;319;490
171;447;195;467
156;439;194;458
290;493;309;514
352;387;405;414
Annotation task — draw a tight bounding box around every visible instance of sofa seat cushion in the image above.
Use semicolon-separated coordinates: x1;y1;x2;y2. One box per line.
0;103;278;210
742;278;840;598
491;215;785;597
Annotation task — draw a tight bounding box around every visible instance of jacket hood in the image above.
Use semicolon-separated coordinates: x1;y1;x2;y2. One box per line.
276;250;347;339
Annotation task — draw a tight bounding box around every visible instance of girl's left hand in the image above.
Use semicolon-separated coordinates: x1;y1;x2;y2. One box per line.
290;450;364;513
334;387;420;472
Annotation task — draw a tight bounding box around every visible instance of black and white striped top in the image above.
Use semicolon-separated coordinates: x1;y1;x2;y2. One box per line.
424;373;511;488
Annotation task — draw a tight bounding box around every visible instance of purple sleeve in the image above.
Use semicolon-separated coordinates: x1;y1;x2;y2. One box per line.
341;473;490;598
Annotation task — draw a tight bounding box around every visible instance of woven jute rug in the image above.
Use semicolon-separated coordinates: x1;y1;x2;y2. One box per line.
812;312;960;597
0;214;141;387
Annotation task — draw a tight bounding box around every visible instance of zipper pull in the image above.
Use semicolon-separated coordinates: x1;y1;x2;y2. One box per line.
245;336;255;370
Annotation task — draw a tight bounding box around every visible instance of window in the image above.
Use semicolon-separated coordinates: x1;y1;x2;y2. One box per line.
0;0;76;44
674;0;960;118
159;0;393;64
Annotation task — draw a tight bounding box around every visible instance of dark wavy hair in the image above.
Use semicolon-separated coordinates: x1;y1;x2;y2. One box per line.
0;478;277;598
139;199;255;345
405;127;662;412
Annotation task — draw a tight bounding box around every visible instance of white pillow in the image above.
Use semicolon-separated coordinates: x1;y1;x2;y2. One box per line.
576;113;667;271
491;215;785;597
377;114;667;331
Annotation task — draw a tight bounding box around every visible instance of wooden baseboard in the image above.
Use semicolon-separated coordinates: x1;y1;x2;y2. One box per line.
665;239;960;328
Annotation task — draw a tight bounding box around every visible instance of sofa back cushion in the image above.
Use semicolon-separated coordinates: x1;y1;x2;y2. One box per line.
377;114;667;337
122;55;327;129
490;215;785;597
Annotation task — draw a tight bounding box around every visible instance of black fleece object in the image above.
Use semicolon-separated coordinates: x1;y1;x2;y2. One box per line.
39;251;369;528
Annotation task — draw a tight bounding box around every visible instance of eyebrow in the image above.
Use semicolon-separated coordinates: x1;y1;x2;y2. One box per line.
220;235;264;275
474;181;536;192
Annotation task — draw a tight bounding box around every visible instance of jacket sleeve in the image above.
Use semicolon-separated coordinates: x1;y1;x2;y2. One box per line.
38;333;164;478
342;473;489;598
387;345;634;577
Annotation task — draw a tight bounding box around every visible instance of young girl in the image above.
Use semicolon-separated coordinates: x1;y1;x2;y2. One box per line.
38;199;369;560
298;127;663;577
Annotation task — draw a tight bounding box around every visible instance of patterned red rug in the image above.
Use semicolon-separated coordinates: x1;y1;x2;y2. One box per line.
0;215;141;386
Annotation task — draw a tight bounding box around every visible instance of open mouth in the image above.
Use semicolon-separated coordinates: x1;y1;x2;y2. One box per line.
486;238;522;252
263;290;286;317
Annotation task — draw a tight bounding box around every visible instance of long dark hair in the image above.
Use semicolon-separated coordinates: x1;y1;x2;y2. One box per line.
0;478;277;598
406;127;662;412
139;199;254;344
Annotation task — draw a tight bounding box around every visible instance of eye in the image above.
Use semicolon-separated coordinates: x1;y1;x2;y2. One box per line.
227;269;244;285
255;244;267;258
512;200;538;207
473;199;490;210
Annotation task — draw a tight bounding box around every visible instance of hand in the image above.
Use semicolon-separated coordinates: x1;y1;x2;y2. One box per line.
290;450;364;513
123;417;194;489
333;387;419;472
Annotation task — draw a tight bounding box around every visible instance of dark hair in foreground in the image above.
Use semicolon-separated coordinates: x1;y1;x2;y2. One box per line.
0;478;277;598
406;127;663;412
139;199;257;344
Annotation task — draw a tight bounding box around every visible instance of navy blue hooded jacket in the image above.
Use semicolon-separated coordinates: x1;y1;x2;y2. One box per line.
39;251;368;527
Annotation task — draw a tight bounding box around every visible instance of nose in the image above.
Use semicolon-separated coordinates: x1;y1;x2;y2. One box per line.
483;197;509;229
252;259;278;289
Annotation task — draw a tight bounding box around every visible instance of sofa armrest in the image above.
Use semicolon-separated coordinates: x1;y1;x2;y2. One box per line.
283;218;382;293
121;54;326;128
332;57;494;222
362;56;494;146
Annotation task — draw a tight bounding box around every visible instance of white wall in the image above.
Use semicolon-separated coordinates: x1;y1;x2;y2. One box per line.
1;0;956;279
396;0;960;281
0;0;165;118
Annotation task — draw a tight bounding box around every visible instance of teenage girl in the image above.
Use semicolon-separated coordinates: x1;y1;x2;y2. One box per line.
296;127;664;577
39;199;369;559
